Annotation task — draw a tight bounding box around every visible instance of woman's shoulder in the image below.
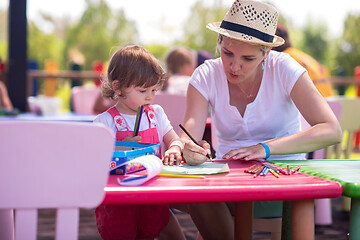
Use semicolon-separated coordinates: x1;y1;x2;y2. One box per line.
199;58;222;72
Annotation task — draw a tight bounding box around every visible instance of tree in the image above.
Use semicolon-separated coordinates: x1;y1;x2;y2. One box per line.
295;20;329;65
63;0;138;70
179;1;228;56
27;22;64;70
334;14;360;76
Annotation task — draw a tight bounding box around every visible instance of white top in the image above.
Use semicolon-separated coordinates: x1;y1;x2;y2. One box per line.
93;104;173;148
190;51;307;160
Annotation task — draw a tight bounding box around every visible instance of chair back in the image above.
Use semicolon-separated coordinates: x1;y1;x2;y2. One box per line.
327;96;360;158
154;92;187;135
301;99;342;159
71;86;100;114
0;121;114;240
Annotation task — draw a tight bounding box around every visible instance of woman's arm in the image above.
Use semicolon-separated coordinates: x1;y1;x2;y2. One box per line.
266;71;342;154
181;85;212;165
223;72;342;161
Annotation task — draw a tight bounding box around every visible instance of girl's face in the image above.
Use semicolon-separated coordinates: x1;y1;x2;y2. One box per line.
220;37;265;84
117;84;160;115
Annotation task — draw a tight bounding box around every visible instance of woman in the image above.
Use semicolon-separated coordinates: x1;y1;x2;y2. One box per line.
180;0;342;239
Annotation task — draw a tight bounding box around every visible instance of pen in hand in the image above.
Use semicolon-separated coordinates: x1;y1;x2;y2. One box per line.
179;124;213;161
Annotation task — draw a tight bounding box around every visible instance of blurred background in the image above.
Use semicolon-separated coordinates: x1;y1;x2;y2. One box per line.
0;0;360;112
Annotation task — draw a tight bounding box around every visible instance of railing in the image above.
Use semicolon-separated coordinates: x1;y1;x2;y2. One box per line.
27;70;103;97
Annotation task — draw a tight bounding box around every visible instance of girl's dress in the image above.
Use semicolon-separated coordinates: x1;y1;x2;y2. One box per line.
95;106;169;240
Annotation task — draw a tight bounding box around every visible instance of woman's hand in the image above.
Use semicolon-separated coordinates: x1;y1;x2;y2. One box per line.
162;145;183;166
182;140;211;166
223;144;267;161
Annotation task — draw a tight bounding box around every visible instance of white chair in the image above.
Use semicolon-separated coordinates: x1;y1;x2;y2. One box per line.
71;86;101;114
0;121;114;240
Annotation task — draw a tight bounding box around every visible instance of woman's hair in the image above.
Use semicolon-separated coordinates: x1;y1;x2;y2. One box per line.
101;45;166;99
216;34;270;56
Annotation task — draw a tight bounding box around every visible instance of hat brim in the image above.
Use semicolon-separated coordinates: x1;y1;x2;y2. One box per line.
207;22;284;47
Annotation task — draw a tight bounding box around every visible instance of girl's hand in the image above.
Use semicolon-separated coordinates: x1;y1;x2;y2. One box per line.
223;144;267;161
182;140;211;166
123;135;142;142
162;145;183;166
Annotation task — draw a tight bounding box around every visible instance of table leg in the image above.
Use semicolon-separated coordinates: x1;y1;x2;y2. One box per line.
234;201;253;240
349;197;360;240
292;199;314;240
0;209;14;240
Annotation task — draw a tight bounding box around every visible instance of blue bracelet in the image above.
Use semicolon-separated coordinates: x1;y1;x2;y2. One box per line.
259;142;270;160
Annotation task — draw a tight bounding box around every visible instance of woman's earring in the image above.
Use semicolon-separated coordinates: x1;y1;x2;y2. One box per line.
261;58;266;70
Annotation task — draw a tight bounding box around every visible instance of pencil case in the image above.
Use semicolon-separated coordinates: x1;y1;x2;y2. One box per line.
110;141;160;175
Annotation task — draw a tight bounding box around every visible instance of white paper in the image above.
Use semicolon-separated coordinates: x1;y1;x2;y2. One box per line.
117;155;163;186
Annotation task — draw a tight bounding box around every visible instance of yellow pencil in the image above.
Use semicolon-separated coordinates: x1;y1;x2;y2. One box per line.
157;173;206;179
269;168;280;178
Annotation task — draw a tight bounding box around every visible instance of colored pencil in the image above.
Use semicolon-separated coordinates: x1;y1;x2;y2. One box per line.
179;124;213;161
253;166;265;178
291;165;301;174
133;105;144;137
157;173;206;179
121;174;147;182
269;168;280;178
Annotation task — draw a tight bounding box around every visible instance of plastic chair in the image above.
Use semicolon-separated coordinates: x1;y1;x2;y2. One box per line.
0;121;114;240
300;99;342;225
326;96;360;159
154;92;187;136
326;97;360;212
71;86;101;114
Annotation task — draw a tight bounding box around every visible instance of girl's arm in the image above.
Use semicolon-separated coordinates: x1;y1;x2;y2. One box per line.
181;85;212;165
162;129;183;166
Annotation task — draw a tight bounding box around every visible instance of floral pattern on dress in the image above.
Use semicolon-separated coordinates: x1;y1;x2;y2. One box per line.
114;115;127;131
147;110;156;127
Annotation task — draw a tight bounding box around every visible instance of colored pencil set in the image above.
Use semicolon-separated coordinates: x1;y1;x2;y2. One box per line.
245;162;301;178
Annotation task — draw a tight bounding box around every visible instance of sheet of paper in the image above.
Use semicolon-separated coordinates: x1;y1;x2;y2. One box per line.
162;162;230;175
117;155;163;186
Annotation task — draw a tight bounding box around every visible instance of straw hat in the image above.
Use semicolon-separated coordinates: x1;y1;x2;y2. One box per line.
207;0;284;47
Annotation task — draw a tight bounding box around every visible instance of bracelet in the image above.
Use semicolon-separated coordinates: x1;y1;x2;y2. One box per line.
259;142;270;160
169;140;184;150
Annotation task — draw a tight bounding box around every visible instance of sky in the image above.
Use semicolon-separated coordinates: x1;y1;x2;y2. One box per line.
1;0;359;44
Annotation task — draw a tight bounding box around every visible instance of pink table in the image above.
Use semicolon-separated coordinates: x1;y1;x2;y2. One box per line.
103;160;342;240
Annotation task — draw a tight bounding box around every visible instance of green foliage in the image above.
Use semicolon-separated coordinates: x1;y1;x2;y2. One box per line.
299;21;329;64
2;0;360;79
334;14;360;76
27;22;64;69
179;1;228;57
63;0;138;70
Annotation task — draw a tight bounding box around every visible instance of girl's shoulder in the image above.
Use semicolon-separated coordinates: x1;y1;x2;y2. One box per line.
94;111;113;124
149;104;165;116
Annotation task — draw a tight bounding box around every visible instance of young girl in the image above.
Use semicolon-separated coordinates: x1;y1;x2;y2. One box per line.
94;45;184;240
